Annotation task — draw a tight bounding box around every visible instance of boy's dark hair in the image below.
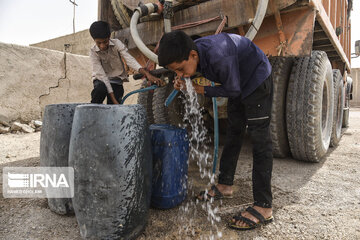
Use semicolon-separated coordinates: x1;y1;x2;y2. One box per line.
89;21;111;39
158;30;197;67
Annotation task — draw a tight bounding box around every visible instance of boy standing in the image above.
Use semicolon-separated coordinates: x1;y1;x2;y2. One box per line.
89;21;162;104
158;30;273;230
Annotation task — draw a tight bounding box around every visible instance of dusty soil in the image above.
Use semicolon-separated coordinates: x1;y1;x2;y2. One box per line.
1;109;360;239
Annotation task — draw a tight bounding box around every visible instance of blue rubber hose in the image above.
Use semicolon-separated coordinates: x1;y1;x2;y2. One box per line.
211;82;219;174
121;85;158;104
165;89;179;107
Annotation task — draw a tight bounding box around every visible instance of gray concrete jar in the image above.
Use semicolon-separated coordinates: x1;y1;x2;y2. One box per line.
40;103;84;215
68;104;152;240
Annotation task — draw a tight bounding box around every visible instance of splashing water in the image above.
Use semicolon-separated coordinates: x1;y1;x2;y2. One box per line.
182;79;213;180
177;77;222;239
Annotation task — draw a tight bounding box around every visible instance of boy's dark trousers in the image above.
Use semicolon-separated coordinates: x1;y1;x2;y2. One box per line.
218;75;273;208
91;79;124;104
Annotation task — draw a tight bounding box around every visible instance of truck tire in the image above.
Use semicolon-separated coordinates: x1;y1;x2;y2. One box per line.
286;51;334;162
330;70;344;147
268;57;293;158
40;103;83;215
152;83;184;126
110;0;131;29
137;80;154;124
69;104;152;240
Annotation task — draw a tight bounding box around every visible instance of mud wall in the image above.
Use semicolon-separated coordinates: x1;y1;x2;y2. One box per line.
0;42;141;123
30;29;93;56
0;42;92;122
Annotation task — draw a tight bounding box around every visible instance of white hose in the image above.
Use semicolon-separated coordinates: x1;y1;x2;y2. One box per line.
130;9;159;63
245;0;269;40
130;0;268;62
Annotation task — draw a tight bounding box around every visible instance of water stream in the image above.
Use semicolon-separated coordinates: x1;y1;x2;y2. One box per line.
177;77;222;239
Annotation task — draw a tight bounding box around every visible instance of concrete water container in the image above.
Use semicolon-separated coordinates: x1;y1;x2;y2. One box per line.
69;104;152;240
40;103;83;215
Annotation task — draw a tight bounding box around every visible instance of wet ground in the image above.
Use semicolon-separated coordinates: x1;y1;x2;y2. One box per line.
1;109;360;239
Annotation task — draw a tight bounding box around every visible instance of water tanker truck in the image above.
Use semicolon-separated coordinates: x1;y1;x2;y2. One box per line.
98;0;353;162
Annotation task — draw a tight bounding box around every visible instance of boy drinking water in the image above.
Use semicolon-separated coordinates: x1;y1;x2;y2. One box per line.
158;30;274;231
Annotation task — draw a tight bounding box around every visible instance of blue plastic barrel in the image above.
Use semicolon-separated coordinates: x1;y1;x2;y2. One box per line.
150;124;189;209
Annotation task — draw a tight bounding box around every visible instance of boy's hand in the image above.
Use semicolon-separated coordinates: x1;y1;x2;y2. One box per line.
138;68;165;86
174;77;204;95
174;76;186;91
147;74;165;86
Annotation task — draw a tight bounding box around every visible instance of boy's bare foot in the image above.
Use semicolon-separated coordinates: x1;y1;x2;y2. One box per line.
196;184;233;201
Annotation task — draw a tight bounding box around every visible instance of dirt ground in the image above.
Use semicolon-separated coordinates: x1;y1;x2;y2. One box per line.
1;109;360;240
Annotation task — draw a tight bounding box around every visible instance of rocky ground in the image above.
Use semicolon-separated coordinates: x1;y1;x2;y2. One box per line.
1;109;360;240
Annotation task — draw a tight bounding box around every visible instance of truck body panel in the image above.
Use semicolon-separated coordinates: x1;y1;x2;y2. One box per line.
99;0;351;73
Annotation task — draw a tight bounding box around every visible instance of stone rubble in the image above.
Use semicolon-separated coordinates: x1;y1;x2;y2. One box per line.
29;120;36;129
10;122;22;132
0;115;11;127
34;120;42;128
0;126;10;134
0;119;43;134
